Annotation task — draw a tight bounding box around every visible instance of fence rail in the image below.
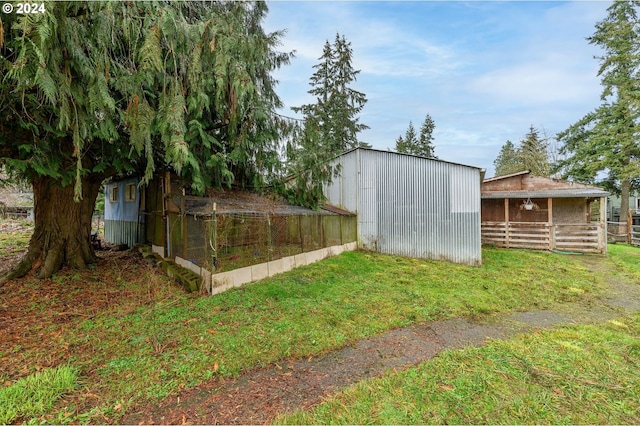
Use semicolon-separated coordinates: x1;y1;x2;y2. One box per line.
632;225;640;247
482;221;602;252
608;218;640;247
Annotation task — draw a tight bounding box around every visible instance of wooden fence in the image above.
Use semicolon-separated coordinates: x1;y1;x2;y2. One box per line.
608;210;640;247
481;221;604;253
632;225;640;247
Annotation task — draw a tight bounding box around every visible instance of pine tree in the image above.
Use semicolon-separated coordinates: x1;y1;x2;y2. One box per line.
331;34;369;152
292;33;369;155
492;127;550;177
493;141;525;176
285;33;368;208
395;122;419;154
518;126;549;176
395;115;436;158
557;1;640;224
418;115;437;158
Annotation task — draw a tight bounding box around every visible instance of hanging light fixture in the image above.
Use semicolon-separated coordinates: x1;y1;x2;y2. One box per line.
521;198;539;211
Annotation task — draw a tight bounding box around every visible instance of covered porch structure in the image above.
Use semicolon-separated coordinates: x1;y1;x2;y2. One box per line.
481;171;608;254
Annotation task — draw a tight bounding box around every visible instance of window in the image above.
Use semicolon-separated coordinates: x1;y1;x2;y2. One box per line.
125;183;136;202
109;185;118;203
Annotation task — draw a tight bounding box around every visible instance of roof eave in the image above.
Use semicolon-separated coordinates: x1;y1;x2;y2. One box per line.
482;190;610;199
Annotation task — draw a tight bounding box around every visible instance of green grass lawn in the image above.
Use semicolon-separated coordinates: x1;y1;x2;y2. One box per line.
277;313;640;424
609;242;640;277
2;223;640;423
75;248;607;417
275;245;640;424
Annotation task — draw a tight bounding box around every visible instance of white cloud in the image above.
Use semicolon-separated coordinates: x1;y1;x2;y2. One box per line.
469;63;600;105
263;0;612;178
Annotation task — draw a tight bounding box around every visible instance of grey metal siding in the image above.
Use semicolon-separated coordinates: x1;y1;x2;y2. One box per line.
325;148;481;266
104;220;145;248
325;150;359;212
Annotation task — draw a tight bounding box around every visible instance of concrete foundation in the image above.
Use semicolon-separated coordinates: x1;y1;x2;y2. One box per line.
210;241;357;295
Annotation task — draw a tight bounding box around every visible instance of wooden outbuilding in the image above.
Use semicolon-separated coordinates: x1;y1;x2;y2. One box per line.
481;171;608;253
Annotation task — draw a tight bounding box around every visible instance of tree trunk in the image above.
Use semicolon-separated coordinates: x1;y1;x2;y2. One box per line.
619;178;631;238
3;175;102;282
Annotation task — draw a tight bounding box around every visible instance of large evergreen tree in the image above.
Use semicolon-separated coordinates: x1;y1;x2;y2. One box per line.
492;126;549;177
396;114;438;158
418;115;437;159
395;115;437;158
292;33;369;154
284;33;368;208
556;0;640;223
493;140;524;176
395;122;418;155
518;126;550;176
0;1;291;282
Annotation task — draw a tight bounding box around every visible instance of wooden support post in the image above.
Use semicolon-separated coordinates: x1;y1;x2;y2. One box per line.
504;198;510;247
299;215;304;253
629;209;633;244
548;197;554;250
162;174;169;258
600;196;607;254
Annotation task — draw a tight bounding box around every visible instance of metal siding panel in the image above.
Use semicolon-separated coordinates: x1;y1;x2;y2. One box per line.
325;155;343;208
358;150;378;250
342;151;359;212
323;149;481;265
340;152;358;212
326;150;359;212
371;150;480;265
104;220;144;247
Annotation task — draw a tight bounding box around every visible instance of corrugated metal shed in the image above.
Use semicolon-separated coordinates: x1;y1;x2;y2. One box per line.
325;148;482;266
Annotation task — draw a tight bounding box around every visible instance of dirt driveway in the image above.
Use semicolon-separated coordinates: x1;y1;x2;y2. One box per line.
122;255;640;425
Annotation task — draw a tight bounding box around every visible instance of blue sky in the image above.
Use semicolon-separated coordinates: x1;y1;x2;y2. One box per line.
263;1;611;177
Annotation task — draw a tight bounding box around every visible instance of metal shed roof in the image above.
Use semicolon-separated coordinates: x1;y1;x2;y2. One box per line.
339;147;483;171
482;170;530;182
482;188;609;199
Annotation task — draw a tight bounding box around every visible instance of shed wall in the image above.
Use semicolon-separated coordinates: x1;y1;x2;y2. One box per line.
553;198;588;224
104;178;141;222
104;177;145;247
481;199;504;222
103;221;145;248
326;149;482;265
508;198;549;223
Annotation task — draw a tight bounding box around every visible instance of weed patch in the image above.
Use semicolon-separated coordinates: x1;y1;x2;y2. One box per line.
0;365;78;424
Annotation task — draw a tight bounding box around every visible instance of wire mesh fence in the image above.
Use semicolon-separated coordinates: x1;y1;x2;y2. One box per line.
153;200;357;274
